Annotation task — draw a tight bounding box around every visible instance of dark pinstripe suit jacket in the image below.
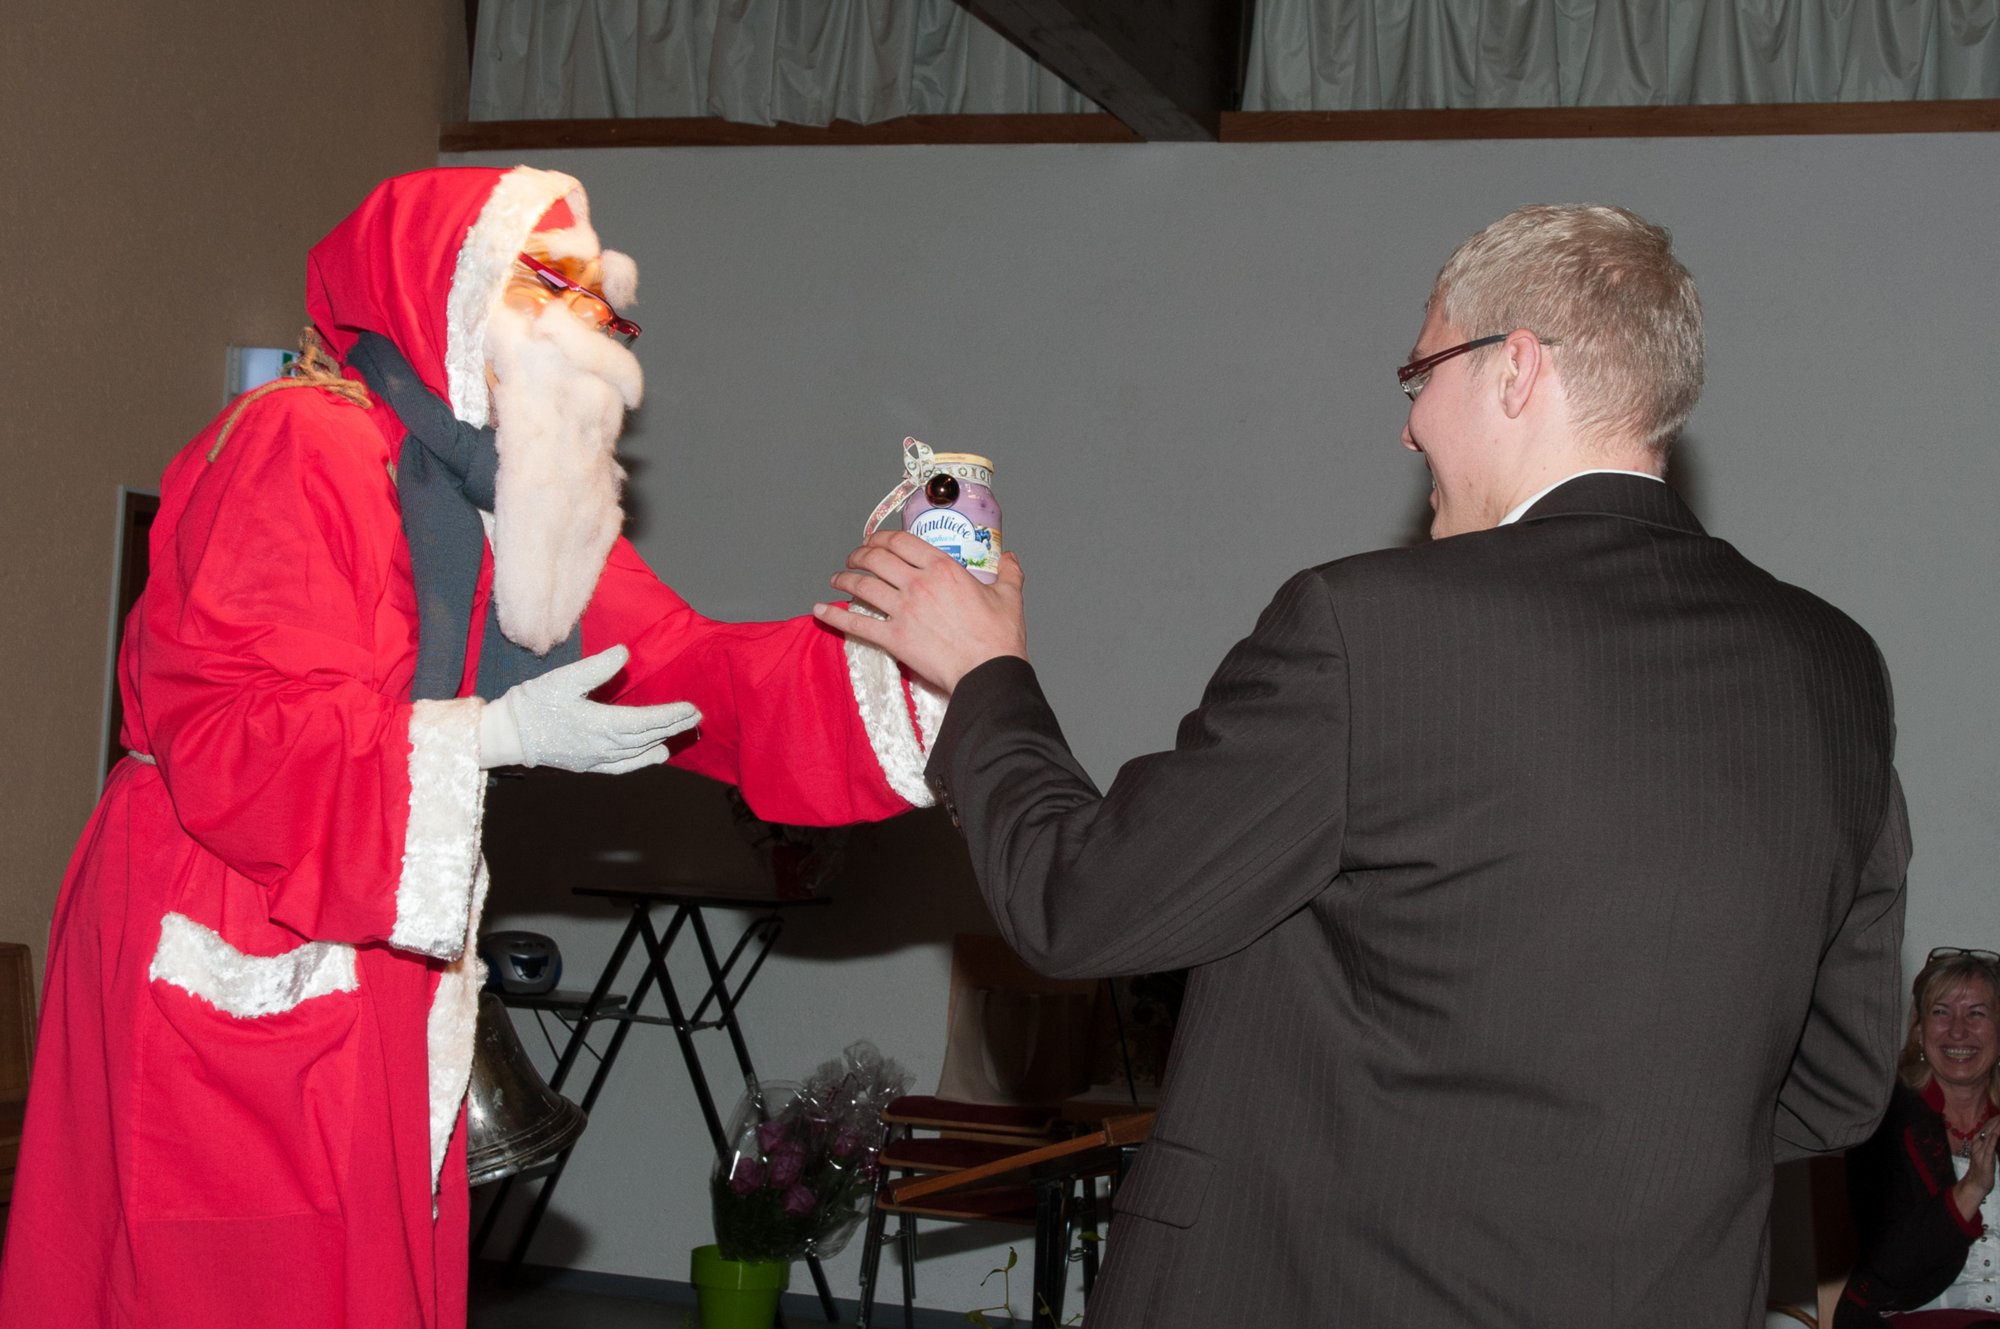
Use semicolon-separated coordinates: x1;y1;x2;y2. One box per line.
926;474;1911;1328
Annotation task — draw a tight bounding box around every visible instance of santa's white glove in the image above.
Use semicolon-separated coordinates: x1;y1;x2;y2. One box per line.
477;644;701;774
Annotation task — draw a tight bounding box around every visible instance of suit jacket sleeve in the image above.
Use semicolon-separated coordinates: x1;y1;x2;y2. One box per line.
926;568;1348;978
1773;768;1912;1164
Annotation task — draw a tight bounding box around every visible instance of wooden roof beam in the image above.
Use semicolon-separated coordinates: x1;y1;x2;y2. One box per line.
960;0;1245;141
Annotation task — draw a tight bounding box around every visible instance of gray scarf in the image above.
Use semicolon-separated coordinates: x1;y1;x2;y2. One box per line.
347;331;581;701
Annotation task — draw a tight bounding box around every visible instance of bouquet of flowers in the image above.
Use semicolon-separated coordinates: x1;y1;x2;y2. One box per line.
711;1041;912;1263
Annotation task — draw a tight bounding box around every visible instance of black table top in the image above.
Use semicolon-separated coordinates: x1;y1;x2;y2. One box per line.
571;884;834;910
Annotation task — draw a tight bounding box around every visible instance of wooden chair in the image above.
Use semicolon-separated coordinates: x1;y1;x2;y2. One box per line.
1766;1153;1856;1328
855;935;1102;1328
1808;1152;1856;1327
0;943;38;1239
885;1112;1154;1329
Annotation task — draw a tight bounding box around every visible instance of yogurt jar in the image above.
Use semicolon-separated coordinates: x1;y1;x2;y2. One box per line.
865;439;1003;583
903;452;1000;583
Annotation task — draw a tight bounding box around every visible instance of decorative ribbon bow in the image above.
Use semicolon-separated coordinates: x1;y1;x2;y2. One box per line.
863;437;939;538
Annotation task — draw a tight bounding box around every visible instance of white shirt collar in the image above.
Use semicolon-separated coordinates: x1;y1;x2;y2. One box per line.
1499;469;1665;527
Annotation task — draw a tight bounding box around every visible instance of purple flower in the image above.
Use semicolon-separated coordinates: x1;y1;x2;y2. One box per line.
767;1142;806;1186
783;1184;817;1217
831;1127;862;1158
728;1159;767;1195
755;1119;789;1152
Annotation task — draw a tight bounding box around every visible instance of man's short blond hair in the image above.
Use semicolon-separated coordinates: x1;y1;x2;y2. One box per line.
1430;204;1704;457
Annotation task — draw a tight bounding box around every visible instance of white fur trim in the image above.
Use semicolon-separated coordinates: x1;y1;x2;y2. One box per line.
148;912;357;1018
539;219;605;263
393;697;488;959
598;250;638;310
842;623;938;808
425;856;490;1193
445;166;595;428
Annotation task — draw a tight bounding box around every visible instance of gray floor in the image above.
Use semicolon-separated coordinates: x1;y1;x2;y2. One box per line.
470;1270;697;1329
467;1263;969;1329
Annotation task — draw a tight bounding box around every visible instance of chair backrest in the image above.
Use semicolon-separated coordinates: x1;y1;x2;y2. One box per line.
0;944;33;1105
1;942;37;1219
1767;1153;1856;1327
890;1111;1155;1206
1809;1153;1855;1327
934;934;1097;1107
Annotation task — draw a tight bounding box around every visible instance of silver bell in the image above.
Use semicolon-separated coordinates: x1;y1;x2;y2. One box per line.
465;992;588;1187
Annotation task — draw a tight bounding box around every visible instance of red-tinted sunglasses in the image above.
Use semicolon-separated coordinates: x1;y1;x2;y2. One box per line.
516;253;642;344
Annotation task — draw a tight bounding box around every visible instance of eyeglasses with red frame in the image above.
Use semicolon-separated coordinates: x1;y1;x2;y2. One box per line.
516;253;642;344
1395;334;1507;401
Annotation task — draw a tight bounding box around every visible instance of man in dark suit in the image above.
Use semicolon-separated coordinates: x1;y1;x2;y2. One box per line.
815;205;1911;1327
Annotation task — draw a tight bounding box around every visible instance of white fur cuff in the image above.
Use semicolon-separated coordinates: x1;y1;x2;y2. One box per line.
843;630;940;809
393;697;488;959
149;912;358;1018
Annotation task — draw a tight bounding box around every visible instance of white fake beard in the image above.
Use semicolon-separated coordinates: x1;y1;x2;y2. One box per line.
483;301;644;654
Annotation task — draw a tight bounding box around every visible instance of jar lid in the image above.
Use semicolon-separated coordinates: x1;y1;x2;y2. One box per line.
927;452;994;481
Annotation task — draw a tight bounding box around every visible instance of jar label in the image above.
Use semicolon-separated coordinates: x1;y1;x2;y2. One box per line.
908;506;1000;578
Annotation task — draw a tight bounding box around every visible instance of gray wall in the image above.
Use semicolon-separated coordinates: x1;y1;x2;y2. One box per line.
450;135;2000;1308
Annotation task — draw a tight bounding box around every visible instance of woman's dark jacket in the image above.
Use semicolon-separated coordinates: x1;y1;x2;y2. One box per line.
1835;1082;1988;1328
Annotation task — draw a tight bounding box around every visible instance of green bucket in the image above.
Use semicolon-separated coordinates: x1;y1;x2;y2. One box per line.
690;1244;790;1329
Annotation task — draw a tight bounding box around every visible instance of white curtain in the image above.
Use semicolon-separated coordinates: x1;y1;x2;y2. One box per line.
469;0;1097;123
1243;0;2000;109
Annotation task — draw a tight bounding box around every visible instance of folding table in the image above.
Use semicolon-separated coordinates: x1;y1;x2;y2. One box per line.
472;883;842;1321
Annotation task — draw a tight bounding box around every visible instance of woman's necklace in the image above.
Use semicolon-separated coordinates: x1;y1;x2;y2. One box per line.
1946;1104;1997;1158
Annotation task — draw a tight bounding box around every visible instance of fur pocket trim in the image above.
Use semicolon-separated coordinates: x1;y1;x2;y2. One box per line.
393;697;487;959
148;912;358;1018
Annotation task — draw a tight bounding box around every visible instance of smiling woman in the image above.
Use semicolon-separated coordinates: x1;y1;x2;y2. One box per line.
1836;949;2000;1327
1919;957;2000;1120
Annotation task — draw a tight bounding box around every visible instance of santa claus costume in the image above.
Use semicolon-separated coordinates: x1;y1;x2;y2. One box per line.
0;166;938;1329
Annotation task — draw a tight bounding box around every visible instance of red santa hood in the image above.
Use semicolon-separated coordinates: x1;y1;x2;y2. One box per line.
305;165;607;430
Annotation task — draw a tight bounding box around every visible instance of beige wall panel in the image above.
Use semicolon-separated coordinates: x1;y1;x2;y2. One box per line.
0;0;462;987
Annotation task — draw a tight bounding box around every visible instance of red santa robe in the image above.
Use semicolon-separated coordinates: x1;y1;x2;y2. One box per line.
0;167;940;1329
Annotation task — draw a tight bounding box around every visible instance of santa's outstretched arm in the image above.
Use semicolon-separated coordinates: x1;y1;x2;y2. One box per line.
580;537;939;825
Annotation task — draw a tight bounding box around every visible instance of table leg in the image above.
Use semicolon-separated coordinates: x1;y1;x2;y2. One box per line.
1033;1180;1069;1329
804;1257;840;1323
686;908;759;1076
658;908;840;1322
547;906;645;1093
688;914;781;1026
502;917;664;1269
470;1174;514;1259
638;905;732;1156
475;906;647;1260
